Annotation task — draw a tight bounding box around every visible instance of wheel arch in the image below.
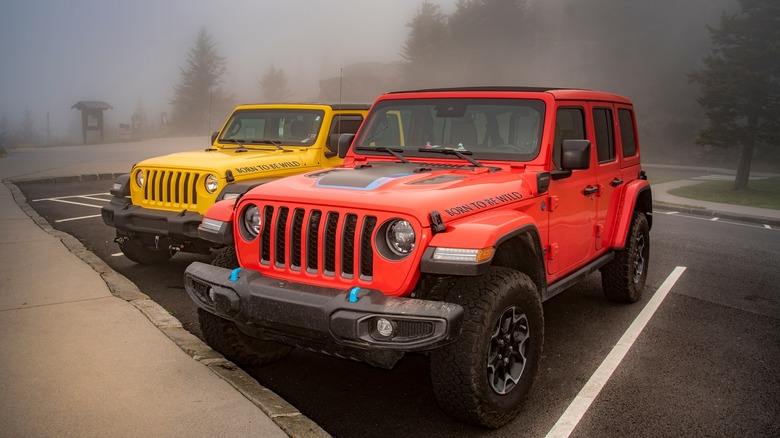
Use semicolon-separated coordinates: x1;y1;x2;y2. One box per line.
491;226;547;301
610;182;652;249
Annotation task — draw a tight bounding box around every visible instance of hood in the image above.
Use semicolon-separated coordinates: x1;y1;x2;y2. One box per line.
135;149;308;179
250;161;538;225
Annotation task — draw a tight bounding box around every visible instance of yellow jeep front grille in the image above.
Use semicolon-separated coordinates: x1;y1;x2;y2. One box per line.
140;169;201;211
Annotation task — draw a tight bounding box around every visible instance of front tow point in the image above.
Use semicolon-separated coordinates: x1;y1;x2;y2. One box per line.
229;268;242;282
348;287;361;303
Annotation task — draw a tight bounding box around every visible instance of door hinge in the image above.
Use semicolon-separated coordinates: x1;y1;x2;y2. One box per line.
545;243;559;260
546;195;559;213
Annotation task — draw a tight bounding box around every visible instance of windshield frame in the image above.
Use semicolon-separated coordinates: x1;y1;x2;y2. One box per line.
353;98;546;162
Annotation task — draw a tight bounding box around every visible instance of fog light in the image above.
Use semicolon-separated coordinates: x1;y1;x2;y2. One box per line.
376;318;394;338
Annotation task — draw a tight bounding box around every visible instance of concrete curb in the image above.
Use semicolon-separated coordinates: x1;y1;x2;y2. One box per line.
4;177;331;438
654;201;780;227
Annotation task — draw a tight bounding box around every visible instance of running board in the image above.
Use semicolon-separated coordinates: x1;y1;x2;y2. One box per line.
544;252;614;301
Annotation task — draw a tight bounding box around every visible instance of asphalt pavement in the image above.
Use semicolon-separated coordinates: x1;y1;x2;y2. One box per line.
0;140;777;437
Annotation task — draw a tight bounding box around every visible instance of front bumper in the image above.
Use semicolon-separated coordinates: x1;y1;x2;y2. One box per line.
184;262;464;368
101;197;203;240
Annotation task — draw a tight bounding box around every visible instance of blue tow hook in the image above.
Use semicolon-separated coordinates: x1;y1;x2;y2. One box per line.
229;268;242;282
348;287;361;303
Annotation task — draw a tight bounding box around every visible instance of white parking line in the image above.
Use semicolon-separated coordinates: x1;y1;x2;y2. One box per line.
710;217;719;221
32;192;110;201
766;225;772;230
55;214;102;223
79;196;111;202
545;266;687;438
39;199;104;208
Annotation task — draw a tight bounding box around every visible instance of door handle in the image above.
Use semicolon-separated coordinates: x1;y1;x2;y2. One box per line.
611;178;624;187
583;185;599;196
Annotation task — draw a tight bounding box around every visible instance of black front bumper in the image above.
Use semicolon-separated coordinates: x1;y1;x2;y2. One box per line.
101;197;203;240
184;262;464;368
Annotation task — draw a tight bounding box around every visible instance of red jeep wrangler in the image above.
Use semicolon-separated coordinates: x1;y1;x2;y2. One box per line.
184;87;652;428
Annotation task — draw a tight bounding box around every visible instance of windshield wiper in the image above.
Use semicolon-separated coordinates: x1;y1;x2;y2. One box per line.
248;139;292;152
355;146;409;163
219;138;248;151
417;147;484;168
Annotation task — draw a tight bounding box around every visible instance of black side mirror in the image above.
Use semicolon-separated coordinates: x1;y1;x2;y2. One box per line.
325;134;340;158
337;134;356;159
210;131;219;144
561;139;591;170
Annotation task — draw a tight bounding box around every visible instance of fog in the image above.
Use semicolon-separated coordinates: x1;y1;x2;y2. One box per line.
0;0;739;162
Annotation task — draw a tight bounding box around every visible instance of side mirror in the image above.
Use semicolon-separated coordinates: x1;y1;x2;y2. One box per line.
561;139;591;170
210;131;219;144
325;134;340;158
337;133;356;159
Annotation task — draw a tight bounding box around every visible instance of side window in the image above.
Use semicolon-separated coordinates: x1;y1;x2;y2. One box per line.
618;109;637;157
553;107;586;169
593;107;616;163
330;115;364;136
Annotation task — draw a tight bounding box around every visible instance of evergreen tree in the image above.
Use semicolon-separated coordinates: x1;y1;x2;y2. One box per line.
259;65;290;102
170;27;231;135
400;1;449;88
689;0;780;189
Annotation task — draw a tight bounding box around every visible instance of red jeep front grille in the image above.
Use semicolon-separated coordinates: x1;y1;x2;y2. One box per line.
259;205;377;281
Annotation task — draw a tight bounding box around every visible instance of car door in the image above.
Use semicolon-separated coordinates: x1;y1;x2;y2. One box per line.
590;103;623;251
546;104;598;276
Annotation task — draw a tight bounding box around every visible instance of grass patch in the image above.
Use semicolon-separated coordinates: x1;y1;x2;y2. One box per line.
647;175;680;185
667;177;780;210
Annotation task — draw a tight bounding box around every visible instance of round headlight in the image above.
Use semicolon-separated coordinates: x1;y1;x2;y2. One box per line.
135;170;145;188
385;220;416;256
242;204;261;239
205;174;219;194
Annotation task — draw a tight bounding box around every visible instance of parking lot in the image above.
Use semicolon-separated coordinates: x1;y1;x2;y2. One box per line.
14;177;779;438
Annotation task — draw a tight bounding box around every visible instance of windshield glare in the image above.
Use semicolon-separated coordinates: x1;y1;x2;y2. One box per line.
355;99;545;161
219;109;325;146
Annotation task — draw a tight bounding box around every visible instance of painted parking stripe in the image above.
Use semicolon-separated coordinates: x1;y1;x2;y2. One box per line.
39;199;103;208
32;192;110;201
55;214;102;223
663;212;778;231
766;225;772;230
545;266;687;438
79;196;111;202
710;217;719;221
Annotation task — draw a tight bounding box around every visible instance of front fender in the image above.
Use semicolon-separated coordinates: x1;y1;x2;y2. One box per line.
609;181;652;249
197;198;237;245
421;210;540;276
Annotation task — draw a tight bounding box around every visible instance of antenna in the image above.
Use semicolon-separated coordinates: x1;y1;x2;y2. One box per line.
338;67;343;135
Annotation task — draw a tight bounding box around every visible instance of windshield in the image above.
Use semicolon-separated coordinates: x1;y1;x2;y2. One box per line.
354;99;545;161
219;109;325;146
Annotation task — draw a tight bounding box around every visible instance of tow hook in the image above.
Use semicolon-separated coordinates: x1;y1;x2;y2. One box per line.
114;236;129;244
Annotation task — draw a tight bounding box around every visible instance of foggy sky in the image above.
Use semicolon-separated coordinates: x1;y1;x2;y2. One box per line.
0;0;736;145
0;0;460;140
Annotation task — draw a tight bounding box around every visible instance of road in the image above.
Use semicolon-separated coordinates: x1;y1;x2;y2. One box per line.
16;178;780;438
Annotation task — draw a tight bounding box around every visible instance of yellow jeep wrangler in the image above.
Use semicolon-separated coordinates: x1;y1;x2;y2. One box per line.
101;103;369;264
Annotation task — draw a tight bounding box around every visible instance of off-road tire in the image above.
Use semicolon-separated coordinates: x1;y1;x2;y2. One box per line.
117;232;173;265
198;308;292;366
601;212;650;303
429;267;543;428
211;245;238;269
